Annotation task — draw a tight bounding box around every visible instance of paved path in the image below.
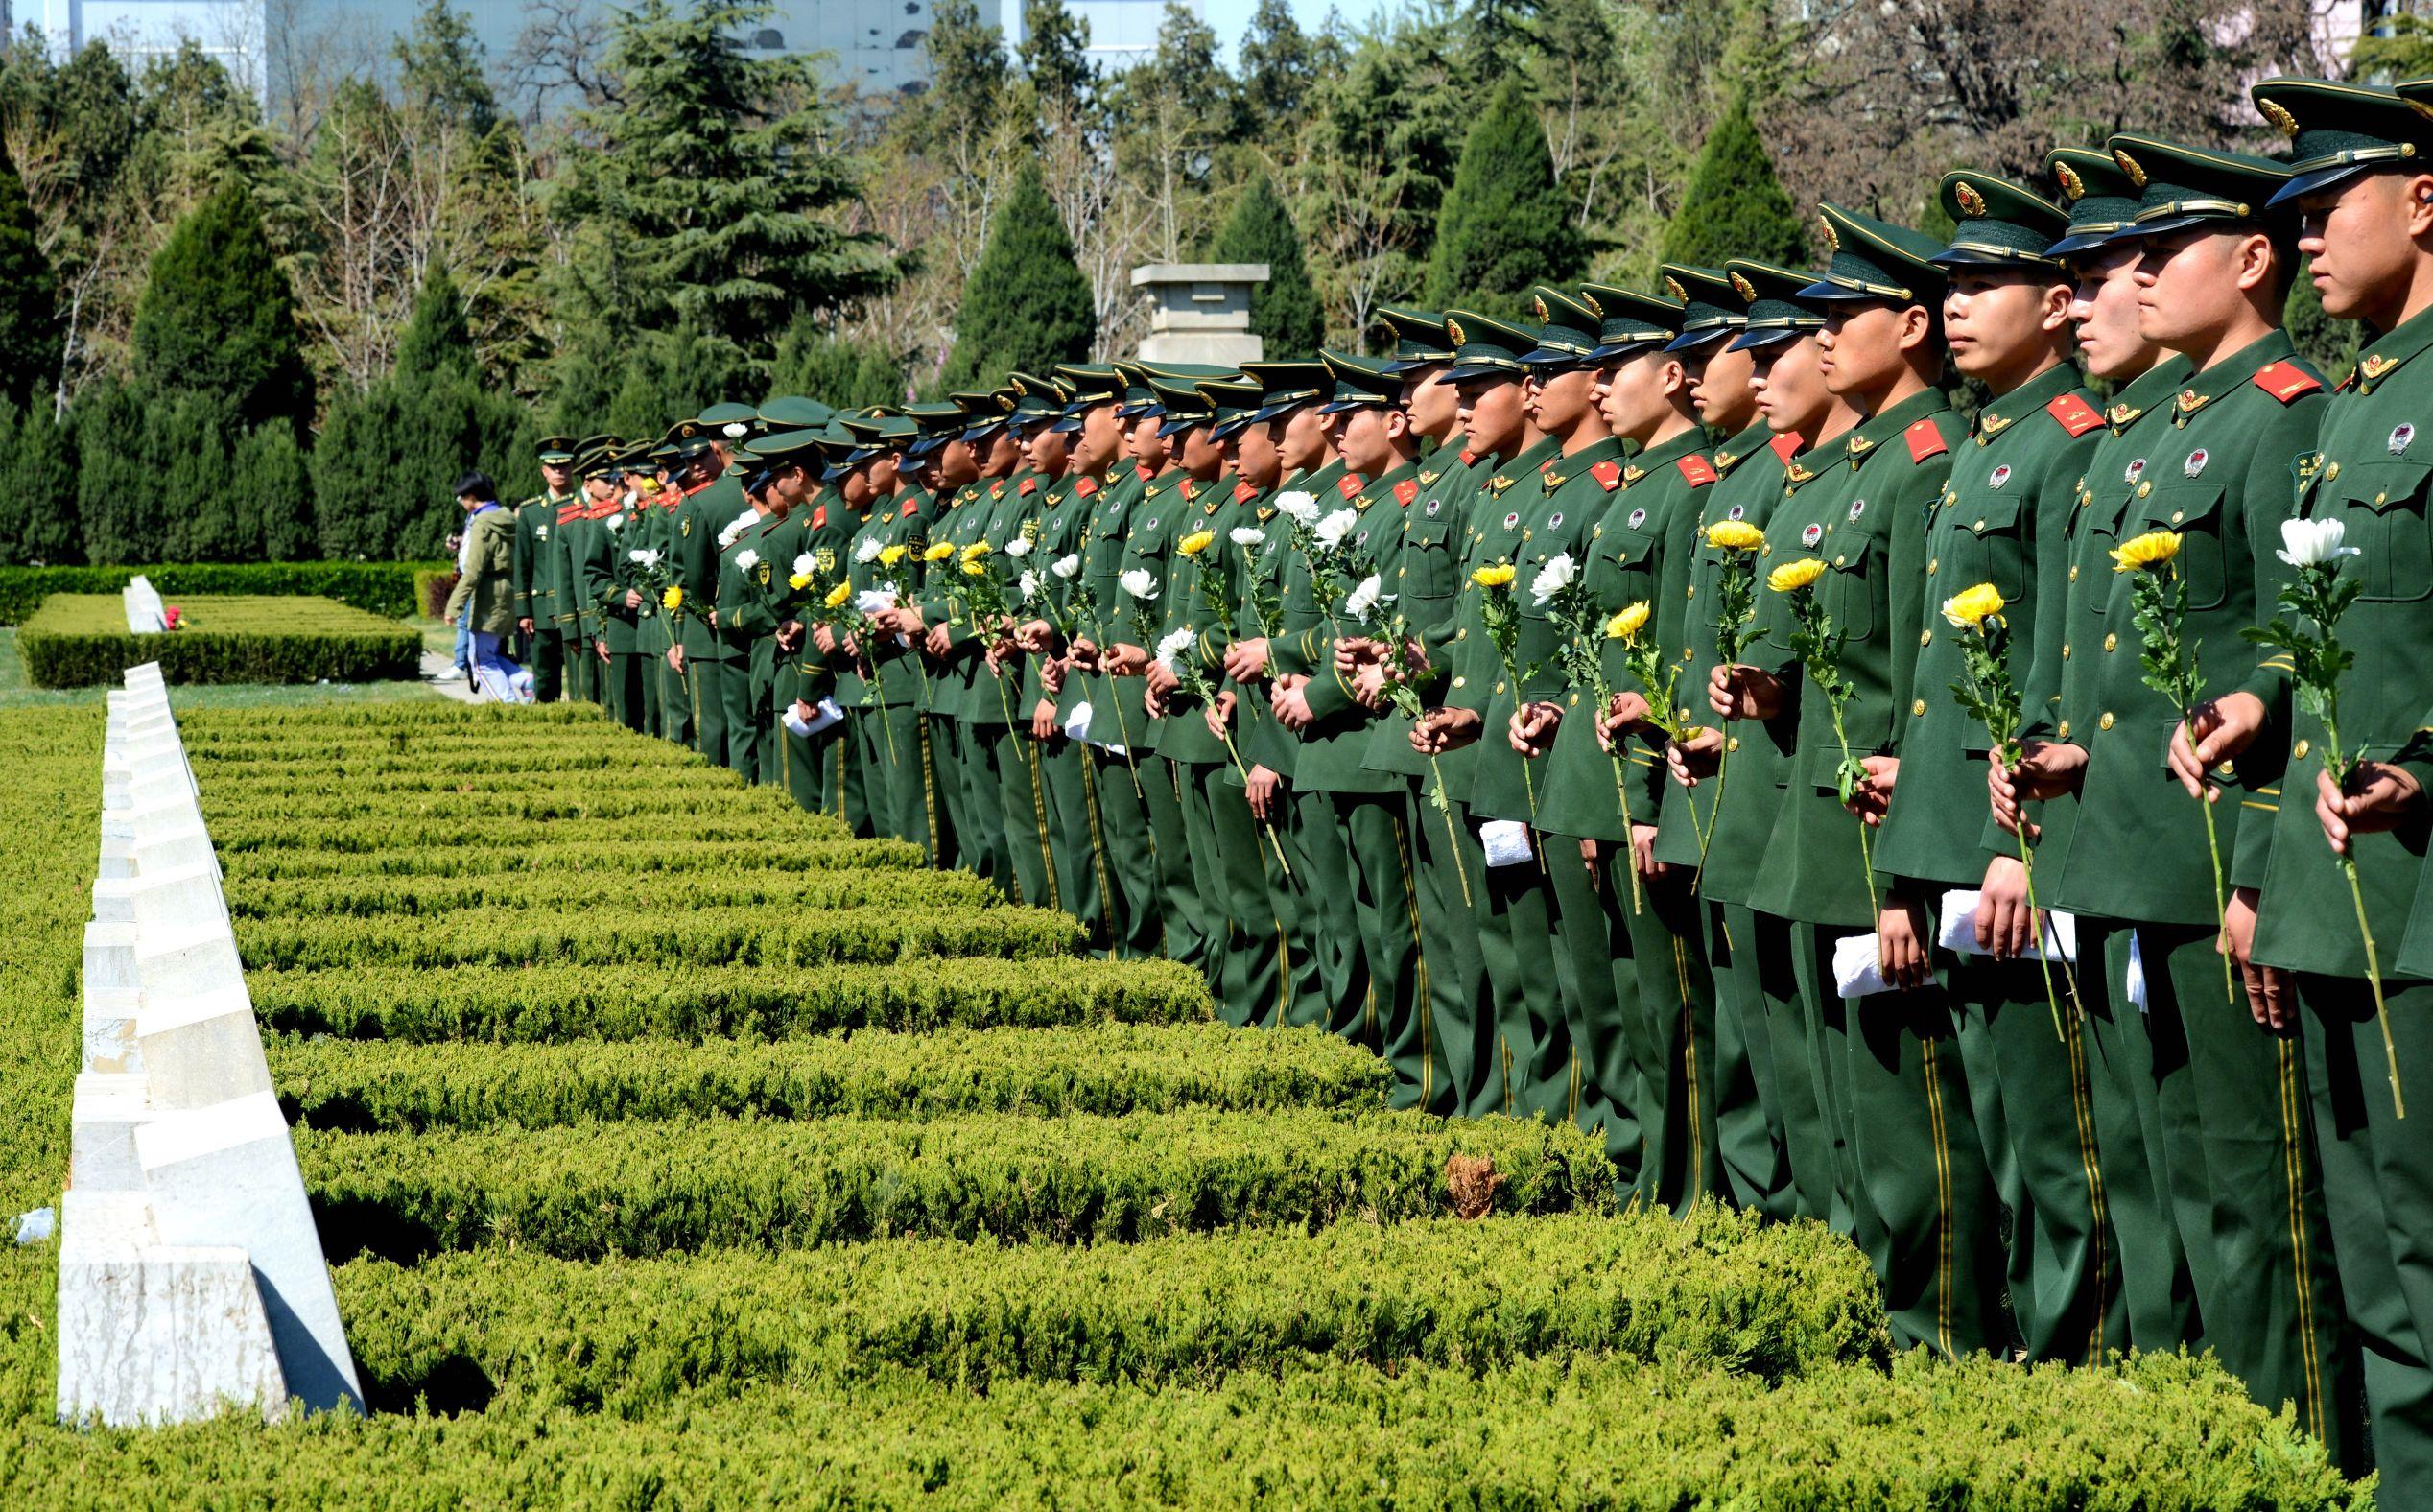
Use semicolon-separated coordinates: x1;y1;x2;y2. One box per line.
419;651;482;704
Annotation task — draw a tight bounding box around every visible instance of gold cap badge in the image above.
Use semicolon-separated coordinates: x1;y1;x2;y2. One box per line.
1954;181;1987;217
1581;289;1604;317
1729;272;1758;301
1818;213;1840;250
1662;275;1687;301
2257;98;2300;138
1531;295;1550;322
2113;149;2146;188
1446;317;1467;345
2054;161;2085;201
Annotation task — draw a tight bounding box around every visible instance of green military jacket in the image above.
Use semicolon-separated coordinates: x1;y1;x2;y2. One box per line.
1424;436;1562;798
1747;387;1963;930
1017;468;1099;722
1874;362;2105;891
2052;335;2318;932
547;500;597;652
1151;480;1261;767
1070;463;1159;748
1535;428;1713;843
948;471;1041;729
1361;443;1490;782
1102;467;1209;752
514;491;574;626
1286;458;1425;797
1653;424;1797;877
672;475;746;657
574;502;642;654
1234;463;1349;781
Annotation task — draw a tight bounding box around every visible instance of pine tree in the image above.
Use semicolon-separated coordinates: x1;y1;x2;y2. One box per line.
0;139;60;417
74;379;159;564
130;177;314;436
770;319;907;409
941;162;1095;390
0;401;81;565
1660;95;1807;272
1211;172;1323;358
1422;76;1581;318
393;270;481;384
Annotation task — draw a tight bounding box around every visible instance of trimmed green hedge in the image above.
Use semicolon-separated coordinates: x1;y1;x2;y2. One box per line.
299;1111;1617;1260
248;958;1216;1041
273;1024;1387;1131
335;1209;1889;1408
19;594;422;688
0;710;95;1214
224;865;998;920
0;561;441;625
218;836;924;881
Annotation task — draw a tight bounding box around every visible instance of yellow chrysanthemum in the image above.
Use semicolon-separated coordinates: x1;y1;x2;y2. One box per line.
1940;582;2006;629
1472;563;1517;589
1706;519;1765;552
1605;602;1652;641
1766;557;1826;594
879;544;908;566
1177;529;1216;556
924;542;957;563
787;572;813;592
961;560;987;577
823;582;852;610
963;541;993;561
661;586;684;611
2111;530;2182;574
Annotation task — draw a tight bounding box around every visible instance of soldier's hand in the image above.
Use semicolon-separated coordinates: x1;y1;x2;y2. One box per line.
814;625;837;655
1335;636;1382;674
1667;726;1723;785
1017;619;1055;653
1104;643;1147;676
707;609;719;629
1878;894;1934;990
1040;660;1066;695
518;617;535;635
1631;822;1665;882
1145;661;1179;697
777;620;804;653
1975;855;2039;961
1223;638;1270;684
1273;676;1315;731
1411;706;1481;754
1245;763;1284;822
625;589;643;610
1509;701;1560;757
791;698;814;724
1989;739;2085;837
1030;698;1057;741
1353;664;1389;711
594;638;609;663
1145;681;1170;718
2222;886;2293;1030
1203;690;1237;740
1847;754;1898;824
1710;663;1783;722
1596;691;1650;752
2317;760;2426;857
2169;692;2266;800
925;624;953;657
667;645;685;673
1069;637;1100;673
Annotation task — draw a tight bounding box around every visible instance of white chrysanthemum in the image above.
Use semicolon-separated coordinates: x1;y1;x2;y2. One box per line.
1314;508;1359;550
717;522;744;549
1051;553;1082;580
1119;569;1159;602
628;548;660;567
793;553;816;577
734;548;761;572
1004;536;1031;558
1530;552;1577;606
1275;490;1321;525
856;586;899;615
2277;516;2360;567
1229;527;1265;548
605;513;625;532
1345;574;1384;622
1155;626;1194;672
856;536;885;564
1021;570;1043;602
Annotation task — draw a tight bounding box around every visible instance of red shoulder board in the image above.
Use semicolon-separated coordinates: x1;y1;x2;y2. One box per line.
1539;455;1556;472
1590;459;1623;491
557;503;584;523
2043;392;2102;437
1075;475;1098;497
1394;478;1420;507
1458;448;1477;467
990;480;1007;498
1675;454;1718;487
899;498;917;518
2336;367;2359;393
1337;474;1364;499
811;506;826;531
1019;477;1038;495
1903;419;1949;463
1136;463;1155;482
1233;481;1258;504
2254;361;2322;404
1769;434;1803;464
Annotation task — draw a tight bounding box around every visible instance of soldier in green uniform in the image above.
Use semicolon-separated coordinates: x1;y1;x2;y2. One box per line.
513;437;579;702
896;401;986;866
845;413;943;855
1863;169;2122;1363
576;446;654;731
739;422;838;809
551;434;613;705
668;404;761;766
1714;206;2004;1355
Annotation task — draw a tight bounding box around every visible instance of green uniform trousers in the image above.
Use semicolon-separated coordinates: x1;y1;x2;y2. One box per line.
2303;971;2433;1493
1293;788;1377;1046
529;628;565;704
723;652;763;783
1473;835;1578;1126
951;720;1013;894
1542;833;1642;1174
1618;864;1722;1215
1093;747;1165;959
1706;900;1800;1221
1040;737;1100;938
1414;789;1491;1118
991;725;1057;908
603;652;648;732
1214;773;1313;1028
658;647;693;747
1143;755;1210;973
1329;789;1440;1110
689;654;733;768
558;626;595;703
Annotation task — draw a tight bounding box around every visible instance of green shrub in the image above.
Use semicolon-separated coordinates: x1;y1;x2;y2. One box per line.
0;708;95;1212
247;958;1216;1042
224;865;996;921
274;1023;1387;1132
218;837;921;882
18;594;421;687
335;1208;1888;1408
0;561;440;624
299;1110;1617;1261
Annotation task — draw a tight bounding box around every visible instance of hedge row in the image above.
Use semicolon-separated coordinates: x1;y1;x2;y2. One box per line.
224;865;997;920
0;711;95;1214
20;598;424;688
217;837;925;881
272;1023;1387;1132
335;1209;1888;1410
6;1352;2364;1509
237;904;1083;973
204;789;788;827
298;1111;1617;1261
0;561;440;625
248;958;1216;1042
208;815;796;854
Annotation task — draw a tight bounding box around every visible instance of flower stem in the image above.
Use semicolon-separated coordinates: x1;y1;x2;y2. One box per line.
1427;754;1473;909
1692;733;1733;893
2326;718;2403;1119
1221;726;1293;880
2015;829;2065;1041
2198;788;2234;1009
1594;677;1643;916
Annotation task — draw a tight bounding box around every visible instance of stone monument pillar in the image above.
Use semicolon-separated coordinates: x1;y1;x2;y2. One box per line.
1131;263;1270;366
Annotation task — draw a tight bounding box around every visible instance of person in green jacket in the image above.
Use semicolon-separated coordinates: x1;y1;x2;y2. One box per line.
512;436;579;702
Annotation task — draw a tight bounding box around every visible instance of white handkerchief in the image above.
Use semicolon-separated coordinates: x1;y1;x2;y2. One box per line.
1479;819;1534;868
783;697;845;739
1936;888;2078;964
2124;931;2149;1013
1091;742;1130;757
1063;701;1094;743
1832;932;1900;998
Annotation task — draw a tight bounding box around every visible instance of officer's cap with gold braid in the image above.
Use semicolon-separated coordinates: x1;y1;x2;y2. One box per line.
695;402;762;445
1315;349;1401;414
1657;265;1744;354
737;426;828;468
839;412;916;448
1723;259;1828;352
1241;359;1333;425
1517;286;1604;369
1201;376;1265;439
1578;284;1682;362
812;432;867;484
2043;146;2147;256
758;394;834;429
1442;309;1540;382
2255;78;2433;205
1375;306;1455;375
572;437;621;479
1151;376;1220;439
1931;170;2067;270
648;421;698;461
1797;204;1949;305
1007;371;1066;425
2101;134;2292;242
535;434;578;465
902;401;969;462
1117;361;1234;419
1047;364;1125;433
953;388;1016;442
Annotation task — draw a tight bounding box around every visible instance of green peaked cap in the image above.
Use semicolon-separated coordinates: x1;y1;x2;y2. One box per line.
2044;147;2146;256
1655;266;1742;352
1578;283;1681;361
1316;349;1399;413
1932;170;2067;269
1519;286;1602;366
2103;134;2291;242
1724;260;1828;352
1443;309;1538;381
2256;77;2433;205
1799;204;1948;304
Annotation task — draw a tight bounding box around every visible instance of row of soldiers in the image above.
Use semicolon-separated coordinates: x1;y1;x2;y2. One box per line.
509;76;2433;1495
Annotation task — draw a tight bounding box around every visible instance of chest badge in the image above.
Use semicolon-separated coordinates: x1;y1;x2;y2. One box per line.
2124;458;2146;485
2392;423;2417;456
2183;448;2209;478
1425;499;1441;517
1547;511;1564;531
1502;511;1521;531
1989;464;2012;490
1726;503;1746;521
1356;529;1370;548
1848;498;1867;523
1627;508;1647;530
1801;522;1824;548
1143;518;1157;532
